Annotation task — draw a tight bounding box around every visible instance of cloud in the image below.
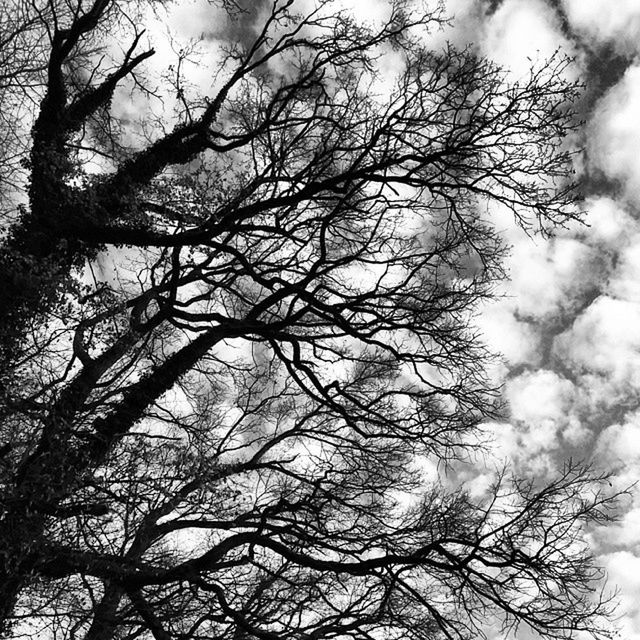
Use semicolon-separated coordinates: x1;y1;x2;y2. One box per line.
589;65;640;206
478;371;581;475
541;198;640;424
600;551;640;640
507;369;575;426
475;303;541;369
335;0;394;22
550;294;640;431
552;296;640;434
429;0;486;50
505;236;604;319
484;420;555;475
160;0;225;40
482;0;576;78
591;418;640;575
580;197;640;249
607;238;640;303
562;0;640;56
595;416;640;475
553;296;640;384
504;369;585;457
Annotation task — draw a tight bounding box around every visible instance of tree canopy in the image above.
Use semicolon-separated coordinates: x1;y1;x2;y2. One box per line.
0;1;621;639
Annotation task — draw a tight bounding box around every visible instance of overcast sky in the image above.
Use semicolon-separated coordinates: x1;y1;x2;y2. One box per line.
104;0;640;636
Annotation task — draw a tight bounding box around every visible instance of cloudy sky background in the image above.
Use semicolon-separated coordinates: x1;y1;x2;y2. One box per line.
360;0;640;635
441;1;640;637
100;0;640;636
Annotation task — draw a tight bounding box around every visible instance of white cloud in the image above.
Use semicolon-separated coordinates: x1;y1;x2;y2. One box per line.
161;0;225;40
501;369;579;461
589;65;640;206
561;416;591;446
485;420;556;475
478;371;579;475
595;416;640;472
565;372;640;432
483;420;521;461
482;0;576;78
608;239;640;303
581;197;639;249
501;235;604;319
553;296;640;386
336;0;393;22
475;303;541;368
562;0;640;56
548;290;640;439
595;506;640;556
507;369;575;426
601;551;640;640
428;0;486;50
589;417;640;635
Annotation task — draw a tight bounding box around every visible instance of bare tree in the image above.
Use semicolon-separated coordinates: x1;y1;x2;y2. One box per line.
0;1;620;639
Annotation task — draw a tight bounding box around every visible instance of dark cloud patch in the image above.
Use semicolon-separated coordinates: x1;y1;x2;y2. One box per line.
582;44;630;105
531;0;632;111
481;0;504;15
579;169;626;202
572;47;632;203
205;0;274;47
543;0;632;108
545;0;571;35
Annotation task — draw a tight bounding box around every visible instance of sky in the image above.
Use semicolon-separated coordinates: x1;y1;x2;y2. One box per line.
95;0;640;636
436;1;640;637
